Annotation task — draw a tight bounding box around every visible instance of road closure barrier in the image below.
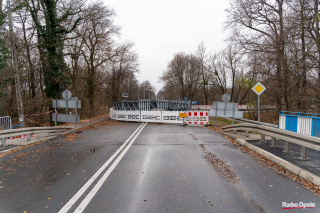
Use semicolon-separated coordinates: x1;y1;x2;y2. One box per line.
110;109;209;125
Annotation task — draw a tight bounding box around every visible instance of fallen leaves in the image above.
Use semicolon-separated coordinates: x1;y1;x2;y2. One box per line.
64;133;79;142
79;119;120;131
200;144;239;183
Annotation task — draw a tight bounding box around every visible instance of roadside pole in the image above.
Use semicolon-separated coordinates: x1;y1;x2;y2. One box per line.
252;82;266;122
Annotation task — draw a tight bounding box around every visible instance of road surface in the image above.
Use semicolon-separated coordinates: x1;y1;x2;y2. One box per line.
0;121;318;212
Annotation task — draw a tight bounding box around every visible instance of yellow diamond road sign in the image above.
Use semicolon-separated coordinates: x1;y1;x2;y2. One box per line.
252;82;266;95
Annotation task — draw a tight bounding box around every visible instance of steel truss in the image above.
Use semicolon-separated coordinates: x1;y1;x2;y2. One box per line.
113;100;191;111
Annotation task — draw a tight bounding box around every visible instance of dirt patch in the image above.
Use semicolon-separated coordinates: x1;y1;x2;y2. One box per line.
200;144;239;183
189;133;198;141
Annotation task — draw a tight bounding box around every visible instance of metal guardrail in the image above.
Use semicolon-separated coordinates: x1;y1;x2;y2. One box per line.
222;123;320;160
0;126;74;146
0;116;12;130
232;118;278;128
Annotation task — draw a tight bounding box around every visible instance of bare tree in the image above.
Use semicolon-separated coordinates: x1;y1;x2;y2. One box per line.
77;2;119;116
226;0;289;112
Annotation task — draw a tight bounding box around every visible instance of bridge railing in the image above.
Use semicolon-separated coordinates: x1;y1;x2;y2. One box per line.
279;111;320;138
222;123;320;160
232;117;278;128
0;126;74;146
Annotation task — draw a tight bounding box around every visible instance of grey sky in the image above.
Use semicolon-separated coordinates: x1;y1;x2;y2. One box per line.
103;0;230;92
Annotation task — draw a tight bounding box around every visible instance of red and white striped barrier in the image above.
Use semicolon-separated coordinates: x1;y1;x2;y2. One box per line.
191;105;212;110
11;135;36;139
185;111;209;125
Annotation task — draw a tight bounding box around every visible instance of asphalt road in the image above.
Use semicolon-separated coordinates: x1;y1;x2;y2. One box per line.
0;121;319;213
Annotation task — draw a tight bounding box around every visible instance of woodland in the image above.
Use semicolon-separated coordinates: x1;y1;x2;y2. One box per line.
160;0;320;116
1;0;320;125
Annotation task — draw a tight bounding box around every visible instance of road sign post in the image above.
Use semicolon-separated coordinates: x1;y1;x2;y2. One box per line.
179;113;187;126
52;90;81;133
252;82;266;122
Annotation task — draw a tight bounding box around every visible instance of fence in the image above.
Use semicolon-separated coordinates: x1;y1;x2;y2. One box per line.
110;109;209;125
279;111;320;138
0;116;12;130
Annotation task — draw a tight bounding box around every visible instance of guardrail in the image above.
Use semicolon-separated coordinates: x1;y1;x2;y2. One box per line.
222;123;320;160
232;118;278;128
0;126;74;146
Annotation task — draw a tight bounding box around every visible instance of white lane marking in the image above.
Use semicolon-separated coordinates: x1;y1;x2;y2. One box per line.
73;122;147;213
58;123;146;213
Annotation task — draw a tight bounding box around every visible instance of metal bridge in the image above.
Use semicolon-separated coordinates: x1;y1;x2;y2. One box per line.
113;100;191;111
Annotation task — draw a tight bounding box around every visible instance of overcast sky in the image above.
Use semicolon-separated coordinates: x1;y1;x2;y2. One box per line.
103;0;231;92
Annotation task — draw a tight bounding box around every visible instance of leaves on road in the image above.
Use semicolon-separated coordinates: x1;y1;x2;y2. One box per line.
79;119;119;131
64;133;79;142
200;144;239;183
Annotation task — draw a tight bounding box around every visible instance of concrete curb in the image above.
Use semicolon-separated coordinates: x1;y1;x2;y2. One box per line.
235;138;320;186
221;131;320;186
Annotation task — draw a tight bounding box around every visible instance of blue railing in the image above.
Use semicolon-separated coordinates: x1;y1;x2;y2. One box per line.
279;111;320;138
312;117;320;138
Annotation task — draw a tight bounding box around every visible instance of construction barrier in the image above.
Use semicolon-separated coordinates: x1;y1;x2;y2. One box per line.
184;111;209;125
110;109;208;125
191;105;212;110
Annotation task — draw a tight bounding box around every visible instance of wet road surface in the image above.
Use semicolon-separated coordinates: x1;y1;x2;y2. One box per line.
0;122;319;213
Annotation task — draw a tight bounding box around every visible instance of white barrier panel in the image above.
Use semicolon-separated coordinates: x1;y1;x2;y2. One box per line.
162;111;184;123
125;111;141;122
115;111;128;121
110;109;209;125
279;115;286;129
297;117;312;136
112;110;141;122
110;108;116;120
141;111;161;123
185;111;209;125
